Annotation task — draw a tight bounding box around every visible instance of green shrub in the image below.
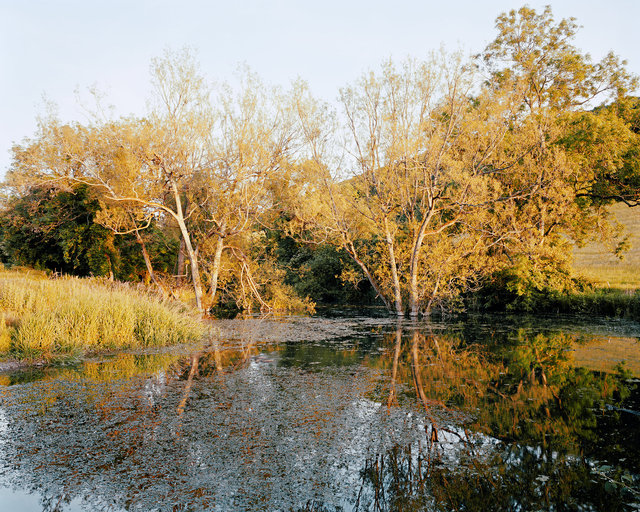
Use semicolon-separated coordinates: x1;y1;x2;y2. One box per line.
474;259;640;319
477;256;590;313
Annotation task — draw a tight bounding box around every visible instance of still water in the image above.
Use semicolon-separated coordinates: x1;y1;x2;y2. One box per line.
0;313;639;511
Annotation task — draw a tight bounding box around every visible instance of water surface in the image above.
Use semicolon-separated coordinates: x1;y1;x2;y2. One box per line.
0;313;639;511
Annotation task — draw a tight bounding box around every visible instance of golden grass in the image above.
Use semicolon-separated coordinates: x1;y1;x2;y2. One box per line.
573;203;640;289
0;314;11;352
0;268;207;361
573;264;640;290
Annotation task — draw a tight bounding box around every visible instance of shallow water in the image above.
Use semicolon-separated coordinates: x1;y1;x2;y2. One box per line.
0;313;639;511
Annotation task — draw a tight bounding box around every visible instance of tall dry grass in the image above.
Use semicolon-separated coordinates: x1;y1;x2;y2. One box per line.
0;269;207;360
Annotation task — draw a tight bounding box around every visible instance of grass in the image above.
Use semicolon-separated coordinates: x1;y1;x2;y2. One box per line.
0;268;208;362
573;203;640;289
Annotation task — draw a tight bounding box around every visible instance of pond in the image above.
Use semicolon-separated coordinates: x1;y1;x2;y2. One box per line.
0;312;639;511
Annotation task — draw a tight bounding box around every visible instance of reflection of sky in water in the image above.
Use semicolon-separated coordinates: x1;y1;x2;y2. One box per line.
0;356;433;510
0;315;638;511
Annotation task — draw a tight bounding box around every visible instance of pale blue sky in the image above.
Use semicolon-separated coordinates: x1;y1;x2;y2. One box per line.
1;0;639;178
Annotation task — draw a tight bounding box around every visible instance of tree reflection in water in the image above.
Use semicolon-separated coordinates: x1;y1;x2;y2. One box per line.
0;317;638;511
355;440;637;512
357;327;639;511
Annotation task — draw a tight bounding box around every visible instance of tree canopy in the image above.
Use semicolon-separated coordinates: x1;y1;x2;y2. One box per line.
3;6;638;316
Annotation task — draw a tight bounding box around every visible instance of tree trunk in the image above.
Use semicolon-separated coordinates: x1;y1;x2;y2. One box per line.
345;241;393;312
181;229;203;312
135;229;168;299
408;207;435;317
383;217;404;316
408;243;422;318
207;233;225;309
106;255;114;282
242;260;271;312
171;181;204;312
176;237;186;286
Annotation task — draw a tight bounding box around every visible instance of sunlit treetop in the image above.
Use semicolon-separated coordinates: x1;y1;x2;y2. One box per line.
479;5;638;111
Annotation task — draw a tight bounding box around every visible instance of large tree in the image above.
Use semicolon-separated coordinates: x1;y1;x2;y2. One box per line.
289;6;637;316
188;70;299;310
478;5;638;280
7;51;305;313
293;55;529;316
8;50;213;310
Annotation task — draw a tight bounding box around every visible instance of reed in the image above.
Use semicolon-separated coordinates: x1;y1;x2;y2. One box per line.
0;269;207;361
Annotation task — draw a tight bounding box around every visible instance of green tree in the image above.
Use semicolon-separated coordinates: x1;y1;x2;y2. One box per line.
571;96;640;207
0;184;119;277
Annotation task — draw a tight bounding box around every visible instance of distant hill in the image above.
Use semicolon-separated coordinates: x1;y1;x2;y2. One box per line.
573;202;640;289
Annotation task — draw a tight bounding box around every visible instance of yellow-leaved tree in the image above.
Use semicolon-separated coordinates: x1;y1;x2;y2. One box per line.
294;53;526;316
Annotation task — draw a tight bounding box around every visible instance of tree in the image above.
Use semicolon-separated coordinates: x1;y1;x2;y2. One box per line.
295;55;522;316
476;5;638;295
9;50;218;311
480;6;634;113
567;96;640;208
188;70;299;311
0;183;119;277
7;50;311;313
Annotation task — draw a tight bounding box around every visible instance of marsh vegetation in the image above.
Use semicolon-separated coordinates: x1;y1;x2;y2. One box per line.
0;269;206;362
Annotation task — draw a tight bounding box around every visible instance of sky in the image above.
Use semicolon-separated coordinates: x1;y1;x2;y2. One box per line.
1;0;639;178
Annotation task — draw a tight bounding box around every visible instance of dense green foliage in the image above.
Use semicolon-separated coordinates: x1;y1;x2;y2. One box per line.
0;184;118;276
0;184;179;281
473;262;640;319
588;96;640;206
269;229;377;305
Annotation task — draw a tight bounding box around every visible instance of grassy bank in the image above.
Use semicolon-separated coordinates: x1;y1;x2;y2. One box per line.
530;202;640;318
0;269;207;361
473;286;640;320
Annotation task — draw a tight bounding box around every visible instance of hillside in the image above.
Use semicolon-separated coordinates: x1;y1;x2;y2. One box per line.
573;203;640;289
